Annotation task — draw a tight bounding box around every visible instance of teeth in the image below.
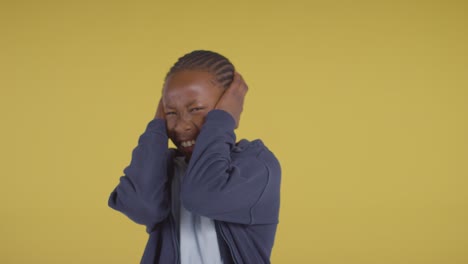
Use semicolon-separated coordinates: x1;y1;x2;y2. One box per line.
181;140;196;148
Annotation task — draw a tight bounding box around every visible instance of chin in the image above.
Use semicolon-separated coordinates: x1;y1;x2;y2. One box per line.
185;149;193;157
181;152;192;163
178;145;194;156
176;147;193;160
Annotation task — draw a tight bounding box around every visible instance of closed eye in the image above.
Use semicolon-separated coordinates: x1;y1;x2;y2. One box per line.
190;107;204;112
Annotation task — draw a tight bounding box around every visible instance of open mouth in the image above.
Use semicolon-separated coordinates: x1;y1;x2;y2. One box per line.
180;139;195;148
178;140;195;157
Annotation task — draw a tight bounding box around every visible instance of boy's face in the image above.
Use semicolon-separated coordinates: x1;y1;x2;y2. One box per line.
162;70;224;158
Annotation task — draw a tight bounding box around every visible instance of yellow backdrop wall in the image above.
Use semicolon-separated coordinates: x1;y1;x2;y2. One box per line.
1;0;467;263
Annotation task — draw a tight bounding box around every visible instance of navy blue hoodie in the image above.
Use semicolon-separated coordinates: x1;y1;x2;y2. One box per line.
108;109;281;263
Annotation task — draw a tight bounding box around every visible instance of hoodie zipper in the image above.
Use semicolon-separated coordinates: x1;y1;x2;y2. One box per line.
216;221;239;264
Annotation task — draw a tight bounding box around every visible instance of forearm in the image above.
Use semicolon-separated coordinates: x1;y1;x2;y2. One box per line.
180;110;269;224
184;109;236;184
108;118;171;230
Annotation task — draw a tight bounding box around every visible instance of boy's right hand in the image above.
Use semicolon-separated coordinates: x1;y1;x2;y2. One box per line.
154;98;165;120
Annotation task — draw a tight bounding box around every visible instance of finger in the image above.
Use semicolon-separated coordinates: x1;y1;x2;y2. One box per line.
155;102;164;119
230;71;241;88
235;71;243;81
235;72;248;93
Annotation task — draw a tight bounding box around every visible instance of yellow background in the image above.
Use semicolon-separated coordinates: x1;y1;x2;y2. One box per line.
1;0;467;263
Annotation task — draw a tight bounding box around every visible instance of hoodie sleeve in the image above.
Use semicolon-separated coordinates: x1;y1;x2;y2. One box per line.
180;110;281;225
108;118;172;233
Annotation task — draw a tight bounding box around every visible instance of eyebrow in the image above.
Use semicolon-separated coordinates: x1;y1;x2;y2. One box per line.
165;100;199;109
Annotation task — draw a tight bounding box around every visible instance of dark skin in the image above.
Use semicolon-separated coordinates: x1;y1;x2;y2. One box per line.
154;70;248;159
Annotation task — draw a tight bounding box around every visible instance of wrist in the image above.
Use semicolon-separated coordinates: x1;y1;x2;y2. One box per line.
205;109;236;130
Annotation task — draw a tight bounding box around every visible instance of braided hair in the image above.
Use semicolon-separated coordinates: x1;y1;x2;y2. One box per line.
165;50;235;89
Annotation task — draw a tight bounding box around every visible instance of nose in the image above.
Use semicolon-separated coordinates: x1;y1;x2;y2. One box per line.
174;113;192;134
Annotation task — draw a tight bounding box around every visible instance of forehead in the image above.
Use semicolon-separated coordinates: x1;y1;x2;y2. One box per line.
163;70;222;104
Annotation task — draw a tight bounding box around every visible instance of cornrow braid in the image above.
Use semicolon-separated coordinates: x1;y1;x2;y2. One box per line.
165;50;235;89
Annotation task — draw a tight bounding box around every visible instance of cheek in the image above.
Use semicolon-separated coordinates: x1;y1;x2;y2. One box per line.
191;113;207;127
165;119;176;134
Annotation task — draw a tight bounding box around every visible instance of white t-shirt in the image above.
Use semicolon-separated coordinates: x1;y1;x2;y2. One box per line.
171;156;224;264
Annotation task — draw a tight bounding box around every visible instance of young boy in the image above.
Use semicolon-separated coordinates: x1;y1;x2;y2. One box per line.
108;50;281;264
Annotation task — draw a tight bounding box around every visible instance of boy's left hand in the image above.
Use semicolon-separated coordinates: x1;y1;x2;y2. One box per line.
215;72;248;129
